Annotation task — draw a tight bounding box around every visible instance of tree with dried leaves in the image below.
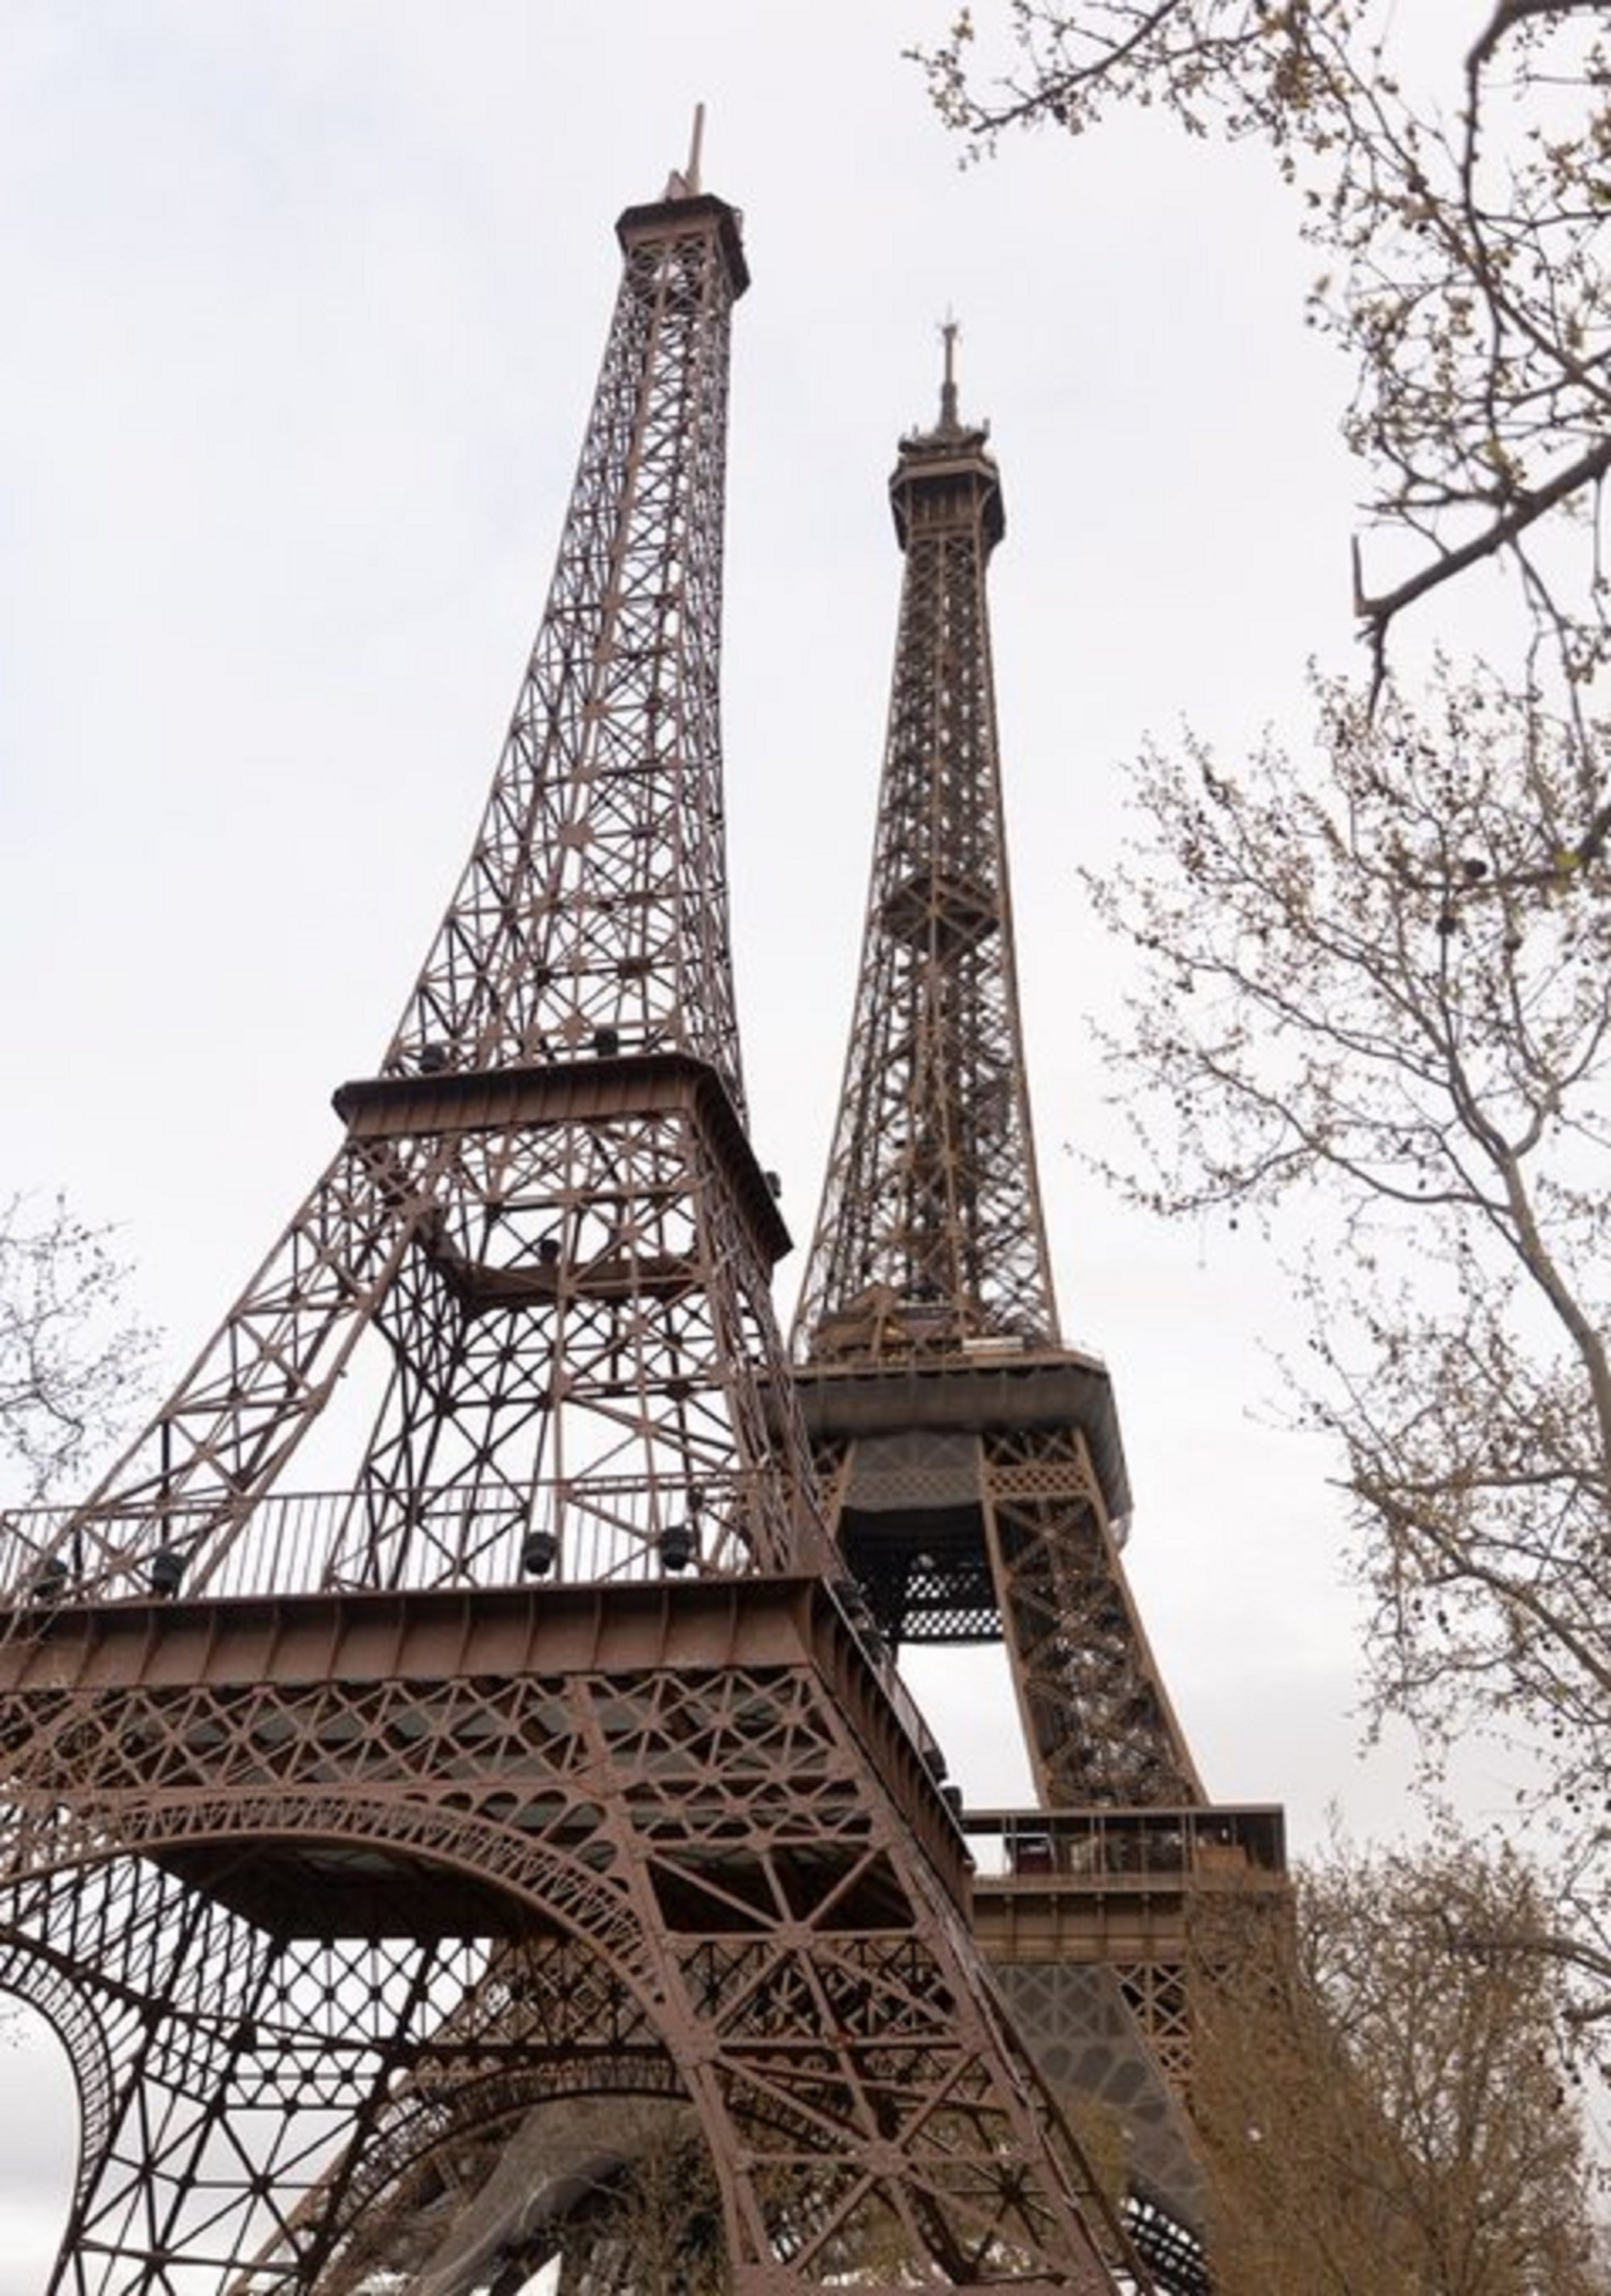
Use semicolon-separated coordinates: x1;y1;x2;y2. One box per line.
0;1194;154;1503
918;2;1611;697
1193;1836;1606;2294
546;1913;1604;2294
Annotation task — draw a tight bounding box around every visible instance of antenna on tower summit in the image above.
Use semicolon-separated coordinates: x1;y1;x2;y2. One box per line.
939;311;960;431
667;101;706;198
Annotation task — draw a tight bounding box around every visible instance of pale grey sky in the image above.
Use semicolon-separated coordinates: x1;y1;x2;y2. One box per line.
0;2;1494;2277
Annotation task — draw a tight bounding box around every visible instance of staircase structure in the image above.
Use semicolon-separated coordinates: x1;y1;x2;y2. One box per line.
790;333;1285;2290
0;168;1143;2294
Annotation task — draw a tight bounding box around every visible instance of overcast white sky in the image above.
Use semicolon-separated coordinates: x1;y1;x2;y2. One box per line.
0;4;1526;2278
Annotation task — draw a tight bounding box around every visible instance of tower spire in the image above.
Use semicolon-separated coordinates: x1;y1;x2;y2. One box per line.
793;341;1054;1364
667;101;706;199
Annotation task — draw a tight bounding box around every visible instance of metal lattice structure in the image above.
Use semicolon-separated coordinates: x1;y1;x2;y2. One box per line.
792;336;1199;1810
790;339;1285;2287
790;338;1053;1362
0;172;1143;2294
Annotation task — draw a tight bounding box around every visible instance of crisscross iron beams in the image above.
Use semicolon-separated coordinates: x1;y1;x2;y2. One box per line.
229;1943;678;2294
0;1571;1131;2289
793;389;1054;1362
382;197;748;1098
329;1084;808;1590
0;1859;478;2293
7;1138;441;1603
982;1427;1201;1810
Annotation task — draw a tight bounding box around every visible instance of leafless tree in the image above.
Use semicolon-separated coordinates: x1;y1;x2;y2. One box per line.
0;1193;155;1501
551;2112;727;2296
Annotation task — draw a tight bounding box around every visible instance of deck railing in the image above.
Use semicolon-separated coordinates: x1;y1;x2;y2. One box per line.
0;1471;799;1605
964;1803;1286;1886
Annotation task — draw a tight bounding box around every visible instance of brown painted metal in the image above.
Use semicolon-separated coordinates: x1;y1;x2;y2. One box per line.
0;1578;1128;2287
789;358;1203;1810
792;362;1054;1363
789;355;1285;2289
0;173;1139;2292
970;1806;1285;2291
967;1807;1286;1984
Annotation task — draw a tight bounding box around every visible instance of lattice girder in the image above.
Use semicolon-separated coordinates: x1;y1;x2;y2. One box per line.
797;1365;1198;1807
384;195;749;1098
0;1855;476;2295
0;1578;1133;2292
980;1425;1201;1810
332;1059;809;1592
240;1942;681;2293
793;391;1056;1363
10;1057;812;1605
11;1134;441;1592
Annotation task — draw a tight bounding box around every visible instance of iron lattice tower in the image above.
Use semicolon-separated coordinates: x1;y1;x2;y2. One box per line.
791;341;1284;2290
793;333;1199;1806
0;176;1144;2294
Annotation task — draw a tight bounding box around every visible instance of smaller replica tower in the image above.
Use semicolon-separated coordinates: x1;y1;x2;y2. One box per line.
793;336;1284;2290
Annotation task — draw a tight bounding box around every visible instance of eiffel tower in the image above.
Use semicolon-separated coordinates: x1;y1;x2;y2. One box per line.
790;330;1286;2291
0;154;1149;2294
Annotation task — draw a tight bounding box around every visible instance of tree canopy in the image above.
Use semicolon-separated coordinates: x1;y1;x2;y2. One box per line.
1194;1834;1606;2295
920;3;1611;695
1084;663;1611;1973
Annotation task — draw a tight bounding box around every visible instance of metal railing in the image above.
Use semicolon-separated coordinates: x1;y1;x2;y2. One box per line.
963;1804;1286;1886
0;1471;805;1607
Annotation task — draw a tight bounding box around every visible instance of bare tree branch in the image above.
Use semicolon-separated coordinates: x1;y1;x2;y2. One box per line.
0;1194;155;1503
1353;434;1611;692
918;4;1611;688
